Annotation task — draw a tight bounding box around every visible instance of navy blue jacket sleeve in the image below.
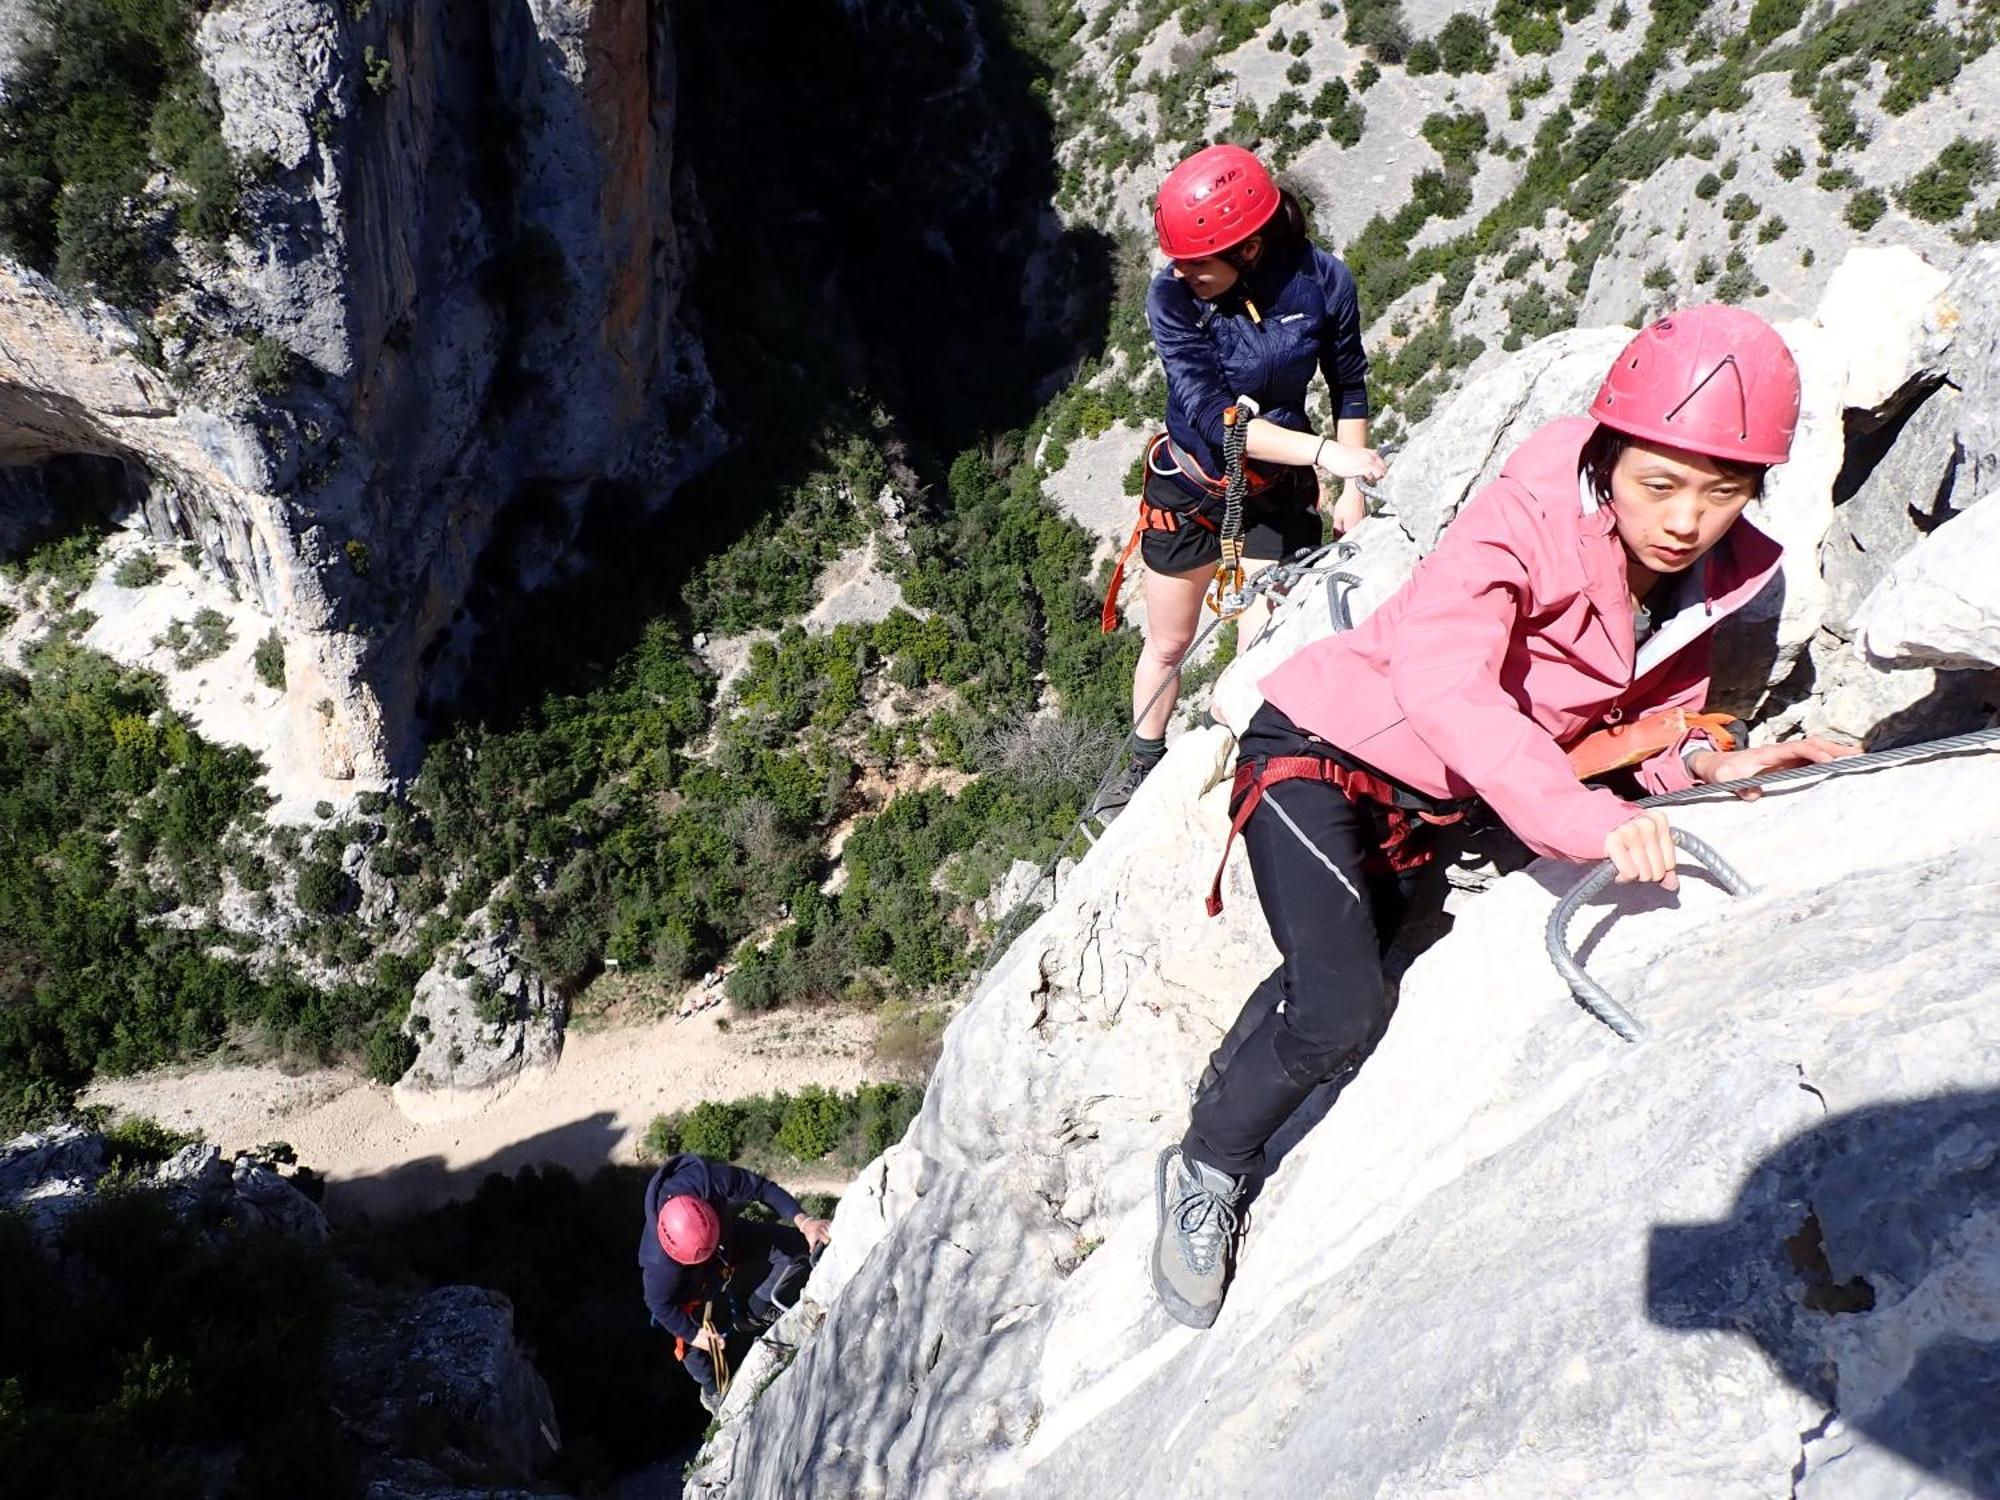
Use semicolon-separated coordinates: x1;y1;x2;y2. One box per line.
1148;274;1235;450
1315;254;1371;420
705;1160;805;1223
644;1261;701;1341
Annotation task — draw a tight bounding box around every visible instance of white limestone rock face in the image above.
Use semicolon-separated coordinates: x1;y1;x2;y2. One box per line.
1381;325;1631;550
392;910;565;1125
688;725;2000;1500
1857;490;2000;672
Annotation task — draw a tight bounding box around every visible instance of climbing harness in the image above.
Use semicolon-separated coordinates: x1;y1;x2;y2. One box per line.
1549;725;2000;1041
1207;398;1257;620
1546;828;1753;1043
1101;398;1276;635
1205;753;1467;916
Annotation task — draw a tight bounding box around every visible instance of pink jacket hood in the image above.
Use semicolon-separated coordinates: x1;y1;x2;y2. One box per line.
1257;417;1782;862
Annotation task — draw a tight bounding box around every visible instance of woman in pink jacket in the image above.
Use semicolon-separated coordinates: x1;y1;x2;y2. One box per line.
1151;305;1858;1329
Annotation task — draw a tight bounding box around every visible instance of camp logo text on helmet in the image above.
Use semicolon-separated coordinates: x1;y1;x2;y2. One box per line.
1155;144;1280;261
1589;303;1802;466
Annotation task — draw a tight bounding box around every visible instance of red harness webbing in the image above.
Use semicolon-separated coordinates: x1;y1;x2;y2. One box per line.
1102;433;1294;633
1100;499;1219;633
1206;755;1467;917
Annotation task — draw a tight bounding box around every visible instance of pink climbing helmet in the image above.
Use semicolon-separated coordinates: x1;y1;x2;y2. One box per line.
656;1194;723;1265
1590;303;1803;466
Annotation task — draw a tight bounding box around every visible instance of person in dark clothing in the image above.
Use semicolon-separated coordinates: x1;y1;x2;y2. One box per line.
1095;142;1386;823
638;1154;832;1411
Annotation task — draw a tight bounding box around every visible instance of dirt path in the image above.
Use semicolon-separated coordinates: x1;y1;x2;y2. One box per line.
82;1001;885;1221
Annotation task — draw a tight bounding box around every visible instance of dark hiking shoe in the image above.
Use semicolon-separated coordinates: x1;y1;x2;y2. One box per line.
699;1383;723;1416
1091;755;1158;825
1151;1145;1244;1329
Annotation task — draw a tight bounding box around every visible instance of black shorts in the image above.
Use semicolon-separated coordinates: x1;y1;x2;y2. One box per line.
1137;466;1322;576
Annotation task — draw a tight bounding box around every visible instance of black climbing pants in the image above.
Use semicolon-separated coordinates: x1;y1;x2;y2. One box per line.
1182;703;1423;1178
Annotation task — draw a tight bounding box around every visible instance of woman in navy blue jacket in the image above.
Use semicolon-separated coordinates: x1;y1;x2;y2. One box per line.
1096;144;1386;821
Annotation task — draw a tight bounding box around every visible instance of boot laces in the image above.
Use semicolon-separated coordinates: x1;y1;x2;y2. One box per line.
1171;1162;1241;1275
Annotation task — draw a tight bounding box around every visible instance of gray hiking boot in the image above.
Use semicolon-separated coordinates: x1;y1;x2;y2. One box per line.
1151;1145;1245;1329
1091;755;1157;825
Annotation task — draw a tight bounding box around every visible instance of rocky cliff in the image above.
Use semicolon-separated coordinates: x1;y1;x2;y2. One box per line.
685;247;2000;1498
0;0;712;795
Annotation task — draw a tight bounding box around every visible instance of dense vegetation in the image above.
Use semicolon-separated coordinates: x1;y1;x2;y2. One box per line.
0;601;429;1132
0;1188;346;1498
642;1081;924;1174
0;0;241;308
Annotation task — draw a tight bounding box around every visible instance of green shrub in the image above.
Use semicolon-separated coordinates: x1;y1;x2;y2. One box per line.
1286;57;1311;84
1845;188;1887;231
248;337;294;396
0;1196;344;1496
1774;145;1804;180
1694;253;1719;283
153;609;233;669
1642;263;1672;290
1436;12;1498;72
1311;80;1366;147
114;553;166;589
1404;37;1440;72
1608;1;1630;27
1421;110;1489;171
343;539;370;577
1721;192;1758;223
295;859;355;916
253;629;286;690
1898;137;1997;223
1493;0;1562;55
1694;172;1721;200
1354;60;1381;90
643;1082;923;1172
1345;0;1412;60
1290;29;1311;55
1757;215;1787;243
1746;0;1805;45
363;1021;418;1084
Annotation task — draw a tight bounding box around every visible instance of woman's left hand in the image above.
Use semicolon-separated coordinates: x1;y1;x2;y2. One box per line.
1320;479;1368;536
1690;735;1862;798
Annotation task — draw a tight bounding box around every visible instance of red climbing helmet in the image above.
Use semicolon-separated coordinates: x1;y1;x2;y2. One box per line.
656;1194;722;1265
1154;144;1281;260
1589;304;1802;466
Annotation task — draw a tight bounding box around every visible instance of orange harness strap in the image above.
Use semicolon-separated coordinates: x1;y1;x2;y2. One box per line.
1566;708;1742;781
1207;755;1465;917
1101;498;1219;633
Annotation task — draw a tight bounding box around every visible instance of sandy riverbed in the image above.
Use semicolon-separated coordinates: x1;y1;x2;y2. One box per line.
82;1001;884;1221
